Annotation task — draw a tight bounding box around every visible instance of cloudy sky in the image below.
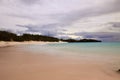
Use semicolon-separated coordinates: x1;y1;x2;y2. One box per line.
0;0;120;41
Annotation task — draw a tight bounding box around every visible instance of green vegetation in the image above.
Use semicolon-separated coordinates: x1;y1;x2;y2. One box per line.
0;31;59;42
61;39;101;42
0;31;17;41
0;31;101;42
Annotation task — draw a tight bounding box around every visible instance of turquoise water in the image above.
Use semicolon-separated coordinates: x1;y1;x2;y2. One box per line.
18;42;120;69
14;42;120;74
47;42;120;54
20;42;120;57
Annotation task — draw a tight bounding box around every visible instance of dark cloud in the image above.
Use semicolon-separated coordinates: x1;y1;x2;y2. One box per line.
112;0;120;10
20;0;41;5
108;22;120;28
74;32;120;42
55;2;120;26
16;24;67;37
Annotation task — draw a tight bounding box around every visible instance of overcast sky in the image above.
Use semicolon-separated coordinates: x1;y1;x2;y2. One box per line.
0;0;120;41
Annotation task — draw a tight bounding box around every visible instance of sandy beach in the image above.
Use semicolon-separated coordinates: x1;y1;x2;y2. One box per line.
0;42;120;80
1;0;120;79
0;41;54;47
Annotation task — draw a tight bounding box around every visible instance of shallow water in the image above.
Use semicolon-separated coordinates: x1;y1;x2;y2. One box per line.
17;42;120;69
19;42;120;57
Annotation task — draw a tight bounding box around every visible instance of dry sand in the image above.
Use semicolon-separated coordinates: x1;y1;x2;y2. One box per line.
0;44;120;80
0;41;62;48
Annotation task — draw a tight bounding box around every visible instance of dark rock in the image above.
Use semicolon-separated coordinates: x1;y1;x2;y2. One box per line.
118;69;120;71
117;69;120;73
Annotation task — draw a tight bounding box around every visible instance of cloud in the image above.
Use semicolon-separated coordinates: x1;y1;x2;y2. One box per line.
55;1;120;27
16;24;67;37
74;32;120;41
20;0;41;5
108;22;120;28
0;0;120;41
4;0;120;24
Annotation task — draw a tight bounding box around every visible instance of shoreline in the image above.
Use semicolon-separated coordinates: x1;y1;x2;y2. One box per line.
0;42;120;80
0;41;66;48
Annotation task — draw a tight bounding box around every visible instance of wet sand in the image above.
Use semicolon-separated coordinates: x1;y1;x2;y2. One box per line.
0;46;120;80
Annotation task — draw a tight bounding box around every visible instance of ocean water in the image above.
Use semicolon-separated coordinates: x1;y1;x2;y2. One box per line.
19;42;120;59
17;42;120;70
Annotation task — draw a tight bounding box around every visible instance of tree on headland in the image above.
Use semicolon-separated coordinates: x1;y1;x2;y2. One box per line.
0;31;101;42
61;38;101;42
0;31;17;41
0;31;59;42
